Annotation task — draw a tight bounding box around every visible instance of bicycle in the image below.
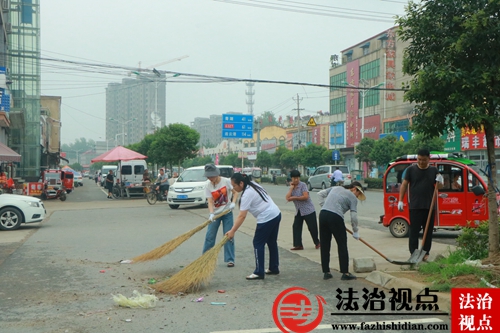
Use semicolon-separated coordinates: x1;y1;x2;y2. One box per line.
146;183;168;205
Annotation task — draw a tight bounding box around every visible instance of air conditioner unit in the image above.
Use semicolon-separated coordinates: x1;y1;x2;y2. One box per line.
5;23;12;33
1;0;10;12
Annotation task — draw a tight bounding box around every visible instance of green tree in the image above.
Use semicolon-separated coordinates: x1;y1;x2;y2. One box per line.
403;134;445;154
355;137;375;176
149;124;200;168
280;150;299;170
69;163;83;171
272;146;289;168
260;111;278;127
222;153;239;167
397;0;500;256
298;144;328;168
255;151;272;169
62;138;96;161
370;136;397;169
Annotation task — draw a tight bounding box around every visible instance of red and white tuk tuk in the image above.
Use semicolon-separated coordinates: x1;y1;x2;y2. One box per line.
381;153;498;238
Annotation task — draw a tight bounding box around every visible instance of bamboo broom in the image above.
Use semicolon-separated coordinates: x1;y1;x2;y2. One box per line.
153;236;229;294
130;210;231;263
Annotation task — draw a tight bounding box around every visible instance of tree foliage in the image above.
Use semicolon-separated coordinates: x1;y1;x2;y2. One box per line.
280;150;299;170
297;144;328;168
255;151;272;169
397;0;500;255
355;138;375;167
61;138;96;161
272;146;288;168
370;136;397;168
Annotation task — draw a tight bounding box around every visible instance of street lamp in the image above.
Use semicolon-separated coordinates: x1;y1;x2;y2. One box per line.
99;137;115;150
343;80;385;139
115;133;127;147
109;118;137;145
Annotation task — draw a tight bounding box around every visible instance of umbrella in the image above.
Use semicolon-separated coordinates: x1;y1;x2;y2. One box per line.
91;146;147;191
0;142;22;163
91;146;146;163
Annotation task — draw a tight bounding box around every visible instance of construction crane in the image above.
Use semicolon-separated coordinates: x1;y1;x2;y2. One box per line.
131;55;189;75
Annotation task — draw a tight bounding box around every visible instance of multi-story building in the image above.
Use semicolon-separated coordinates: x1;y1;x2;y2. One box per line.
106;74;166;146
191;113;240;148
7;0;41;179
40;96;66;169
329;26;412;172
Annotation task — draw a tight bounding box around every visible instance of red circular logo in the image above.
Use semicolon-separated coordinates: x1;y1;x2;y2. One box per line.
272;286;326;333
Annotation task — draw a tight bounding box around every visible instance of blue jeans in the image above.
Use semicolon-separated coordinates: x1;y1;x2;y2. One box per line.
253;213;281;276
202;211;235;263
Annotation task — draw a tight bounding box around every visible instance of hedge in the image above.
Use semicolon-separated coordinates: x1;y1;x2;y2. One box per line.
364;177;383;189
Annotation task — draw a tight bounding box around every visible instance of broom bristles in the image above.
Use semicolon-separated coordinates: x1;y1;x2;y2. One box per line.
152;236;229;294
131;210;231;263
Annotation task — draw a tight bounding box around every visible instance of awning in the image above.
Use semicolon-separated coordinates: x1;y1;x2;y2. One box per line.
0;142;21;162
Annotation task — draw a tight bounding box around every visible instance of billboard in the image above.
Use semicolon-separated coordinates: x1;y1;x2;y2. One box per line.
345;60;360;147
329;122;345;149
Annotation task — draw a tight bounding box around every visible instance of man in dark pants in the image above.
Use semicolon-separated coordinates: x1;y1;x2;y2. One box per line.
398;149;443;261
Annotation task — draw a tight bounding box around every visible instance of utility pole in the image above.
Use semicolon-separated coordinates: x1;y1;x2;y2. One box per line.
292;94;304;151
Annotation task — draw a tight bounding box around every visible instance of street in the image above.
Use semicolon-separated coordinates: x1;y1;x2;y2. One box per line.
0;179;451;332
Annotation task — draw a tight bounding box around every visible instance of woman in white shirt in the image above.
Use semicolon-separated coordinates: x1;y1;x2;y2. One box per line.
226;173;282;280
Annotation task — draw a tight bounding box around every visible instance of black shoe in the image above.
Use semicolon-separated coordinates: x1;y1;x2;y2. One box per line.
341;273;357;281
323;272;333;280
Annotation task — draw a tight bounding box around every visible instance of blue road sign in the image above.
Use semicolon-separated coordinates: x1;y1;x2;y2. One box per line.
332;150;340;161
222;114;254;139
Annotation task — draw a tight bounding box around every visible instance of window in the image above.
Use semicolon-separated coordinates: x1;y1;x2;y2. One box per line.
360;59;380;81
437;164;463;192
359;88;380;108
363;47;369;56
384;119;410;134
122;165;132;175
330;96;346;115
134;165;144;175
385;164;410;193
330;72;346;91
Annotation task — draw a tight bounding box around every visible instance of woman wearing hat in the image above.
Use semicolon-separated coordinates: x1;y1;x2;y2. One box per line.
317;181;366;281
203;164;238;267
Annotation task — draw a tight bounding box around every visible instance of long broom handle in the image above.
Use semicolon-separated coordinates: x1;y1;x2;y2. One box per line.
420;184;438;249
345;227;391;261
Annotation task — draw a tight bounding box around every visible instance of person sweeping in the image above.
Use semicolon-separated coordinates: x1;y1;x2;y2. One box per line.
202;164;238;267
317;181;366;281
225;173;282;280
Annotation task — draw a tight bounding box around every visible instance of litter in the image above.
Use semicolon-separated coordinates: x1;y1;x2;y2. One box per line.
112;290;158;308
148;278;157;284
211;302;226;305
217;290;226;293
125;319;132;322
120;259;133;264
100;270;106;273
193;297;204;302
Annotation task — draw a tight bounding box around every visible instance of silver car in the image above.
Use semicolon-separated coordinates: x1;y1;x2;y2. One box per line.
307;165;351;190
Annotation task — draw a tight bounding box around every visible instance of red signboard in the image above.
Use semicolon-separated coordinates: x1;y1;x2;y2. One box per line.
23;182;43;196
346;60;360;147
357;114;381;140
460;126;500;150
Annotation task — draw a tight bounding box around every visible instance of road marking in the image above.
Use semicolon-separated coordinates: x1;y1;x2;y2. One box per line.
210;318;445;332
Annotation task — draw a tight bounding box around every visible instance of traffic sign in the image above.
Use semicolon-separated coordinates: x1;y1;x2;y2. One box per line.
306;117;317;127
332;150;340;161
222;114;254;139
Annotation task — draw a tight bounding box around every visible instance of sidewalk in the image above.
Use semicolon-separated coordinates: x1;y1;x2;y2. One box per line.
238;209;454;313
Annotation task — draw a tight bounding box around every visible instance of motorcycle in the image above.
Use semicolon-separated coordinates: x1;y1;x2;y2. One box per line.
146;183;168;205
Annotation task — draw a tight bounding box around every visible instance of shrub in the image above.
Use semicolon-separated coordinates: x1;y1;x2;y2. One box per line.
364;177;383;189
456;221;489;260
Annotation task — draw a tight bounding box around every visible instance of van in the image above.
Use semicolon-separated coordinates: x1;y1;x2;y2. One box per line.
167;165;234;209
116;160;148;186
100;165;118;186
307;165;351;190
242;167;262;183
381;152;499;238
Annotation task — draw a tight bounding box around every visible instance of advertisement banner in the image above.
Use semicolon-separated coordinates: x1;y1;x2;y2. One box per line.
261;139;277;154
329;123;345;149
357;114;381;141
379;130;410;142
460;126;500;151
346;60;360;147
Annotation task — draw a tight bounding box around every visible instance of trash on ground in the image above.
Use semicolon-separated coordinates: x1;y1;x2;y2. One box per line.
120;259;133;264
464;259;482;267
211;302;226;305
112;290;158;308
148;278;157;284
193;297;204;302
99;270;106;273
125;319;132;322
217;290;225;293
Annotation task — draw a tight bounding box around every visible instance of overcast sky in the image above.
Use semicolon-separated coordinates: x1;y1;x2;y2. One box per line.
40;0;409;145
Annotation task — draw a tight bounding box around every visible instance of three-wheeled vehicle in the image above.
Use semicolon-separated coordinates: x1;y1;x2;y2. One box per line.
381;152;498;238
41;170;73;201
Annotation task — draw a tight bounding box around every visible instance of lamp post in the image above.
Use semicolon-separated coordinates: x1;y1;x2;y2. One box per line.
343;80;385;139
115;133;127;147
110;118;136;145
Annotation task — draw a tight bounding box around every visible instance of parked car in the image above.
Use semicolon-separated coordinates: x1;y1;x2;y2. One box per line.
74;172;84;187
167;165;234;209
307;165;351;190
0;194;46;230
83;172;89;178
100;165;118;186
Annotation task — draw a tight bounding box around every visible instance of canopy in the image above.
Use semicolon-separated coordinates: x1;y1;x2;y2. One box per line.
91;146;147;163
0;142;22;163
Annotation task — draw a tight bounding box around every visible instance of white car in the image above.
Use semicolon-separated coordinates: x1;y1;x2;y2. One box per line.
0;194;46;231
74;172;83;187
167;165;234;209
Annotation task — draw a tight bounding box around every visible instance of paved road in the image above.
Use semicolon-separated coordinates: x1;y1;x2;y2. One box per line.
0;179;450;332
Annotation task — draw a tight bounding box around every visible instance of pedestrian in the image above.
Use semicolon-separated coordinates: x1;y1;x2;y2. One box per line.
94;171;98;185
286;170;320;250
272;172;277;185
331;166;343;187
98;172;102;186
398;149;443;262
317;180;366;280
202;164;238;267
143;169;151;184
226;172;282;280
105;170;114;199
156;168;169;197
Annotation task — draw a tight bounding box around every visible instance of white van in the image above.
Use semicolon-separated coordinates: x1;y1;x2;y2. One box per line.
100;165;118;186
116;160;148;186
167;165;234;209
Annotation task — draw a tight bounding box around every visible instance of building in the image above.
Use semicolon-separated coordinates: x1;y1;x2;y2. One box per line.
106;73;166;146
40;96;66;169
7;0;41;179
328;26;412;172
191;113;242;148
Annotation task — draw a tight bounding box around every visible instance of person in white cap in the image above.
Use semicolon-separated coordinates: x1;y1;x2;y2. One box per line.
317;181;366;281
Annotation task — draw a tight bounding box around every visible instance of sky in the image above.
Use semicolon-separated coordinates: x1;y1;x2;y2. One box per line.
39;0;409;145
